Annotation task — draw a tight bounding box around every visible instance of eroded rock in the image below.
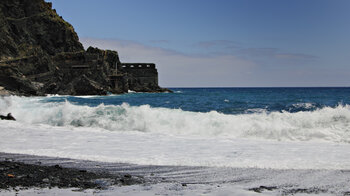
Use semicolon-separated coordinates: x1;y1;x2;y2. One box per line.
0;0;169;96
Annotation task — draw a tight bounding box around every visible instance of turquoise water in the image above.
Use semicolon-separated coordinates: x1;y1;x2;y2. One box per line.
44;87;350;114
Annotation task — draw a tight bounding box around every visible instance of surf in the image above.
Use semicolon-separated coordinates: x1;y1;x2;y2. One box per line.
1;96;350;143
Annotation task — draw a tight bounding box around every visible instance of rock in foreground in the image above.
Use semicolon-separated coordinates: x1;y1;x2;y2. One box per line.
0;161;143;190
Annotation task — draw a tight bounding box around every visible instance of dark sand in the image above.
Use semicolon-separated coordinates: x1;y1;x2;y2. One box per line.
1;152;350;195
0;156;143;191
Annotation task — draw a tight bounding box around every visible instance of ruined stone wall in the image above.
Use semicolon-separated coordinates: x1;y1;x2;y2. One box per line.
118;63;158;88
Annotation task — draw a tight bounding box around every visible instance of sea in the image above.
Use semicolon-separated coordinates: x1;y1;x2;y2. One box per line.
1;87;350;195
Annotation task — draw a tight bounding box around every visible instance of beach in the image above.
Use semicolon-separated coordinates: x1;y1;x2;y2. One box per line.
1;88;350;195
1;152;350;195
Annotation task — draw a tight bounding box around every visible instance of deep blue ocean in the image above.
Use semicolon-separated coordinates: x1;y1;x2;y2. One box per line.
45;87;350;114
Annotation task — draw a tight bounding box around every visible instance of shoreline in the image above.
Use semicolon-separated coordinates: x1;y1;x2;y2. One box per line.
1;152;350;195
0;88;173;97
0;155;144;192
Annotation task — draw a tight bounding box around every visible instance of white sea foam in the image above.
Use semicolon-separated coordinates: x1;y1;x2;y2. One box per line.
292;102;315;109
45;94;64;97
73;95;99;98
245;108;268;113
1;119;350;169
1;96;350;143
2;96;350;169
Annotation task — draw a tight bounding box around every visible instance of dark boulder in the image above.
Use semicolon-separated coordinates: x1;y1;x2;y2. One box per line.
0;113;16;121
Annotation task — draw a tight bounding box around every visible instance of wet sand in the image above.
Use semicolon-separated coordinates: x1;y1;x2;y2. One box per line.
1;152;350;195
0;153;143;191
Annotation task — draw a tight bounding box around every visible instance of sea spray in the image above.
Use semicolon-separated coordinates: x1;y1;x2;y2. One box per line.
1;96;350;143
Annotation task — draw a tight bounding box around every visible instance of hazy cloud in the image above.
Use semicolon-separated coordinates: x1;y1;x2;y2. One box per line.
194;41;318;62
150;40;171;44
194;40;240;49
238;48;279;57
80;37;336;87
81;37;257;87
238;48;318;61
274;53;318;60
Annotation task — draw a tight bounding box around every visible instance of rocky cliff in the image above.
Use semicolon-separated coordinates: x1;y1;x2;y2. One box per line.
0;0;169;96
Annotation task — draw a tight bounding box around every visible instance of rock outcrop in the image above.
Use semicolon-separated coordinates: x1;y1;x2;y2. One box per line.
0;0;83;60
0;0;169;96
0;113;16;120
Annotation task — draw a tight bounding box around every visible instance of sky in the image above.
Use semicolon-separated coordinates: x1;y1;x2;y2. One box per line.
50;0;350;87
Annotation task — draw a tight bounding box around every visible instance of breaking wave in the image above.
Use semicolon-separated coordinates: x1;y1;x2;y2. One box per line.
1;96;350;143
292;102;316;109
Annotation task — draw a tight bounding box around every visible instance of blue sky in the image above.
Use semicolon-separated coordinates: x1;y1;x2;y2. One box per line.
50;0;350;87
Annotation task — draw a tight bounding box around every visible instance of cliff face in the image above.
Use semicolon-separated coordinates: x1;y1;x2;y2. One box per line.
0;0;83;60
0;0;168;96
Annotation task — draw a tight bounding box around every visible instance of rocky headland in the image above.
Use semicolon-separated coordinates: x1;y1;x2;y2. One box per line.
0;0;170;96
